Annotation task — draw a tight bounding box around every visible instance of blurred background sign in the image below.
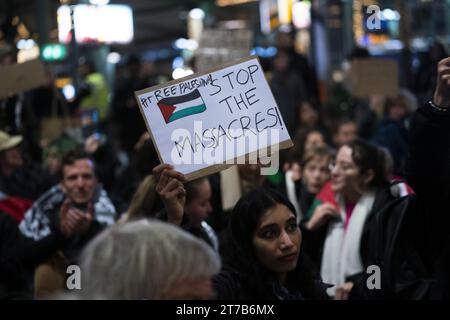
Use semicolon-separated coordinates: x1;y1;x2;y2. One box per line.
350;58;399;98
0;59;47;99
57;4;134;44
195;28;253;72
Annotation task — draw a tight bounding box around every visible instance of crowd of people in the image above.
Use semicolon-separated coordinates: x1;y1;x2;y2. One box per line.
0;36;449;300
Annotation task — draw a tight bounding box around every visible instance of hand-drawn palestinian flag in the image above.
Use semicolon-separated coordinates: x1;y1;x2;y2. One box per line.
157;89;206;124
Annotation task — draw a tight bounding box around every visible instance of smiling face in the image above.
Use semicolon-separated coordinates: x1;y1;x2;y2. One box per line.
252;204;301;278
61;159;97;205
331;145;369;199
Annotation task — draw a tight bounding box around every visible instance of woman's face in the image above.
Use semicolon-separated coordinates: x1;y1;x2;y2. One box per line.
299;102;319;128
388;103;407;121
302;156;331;194
304;132;325;153
330;146;366;196
185;180;212;228
252;204;301;276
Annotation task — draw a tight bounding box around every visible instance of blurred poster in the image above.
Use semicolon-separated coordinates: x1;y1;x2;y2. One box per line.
350;58;399;97
195;28;253;73
0;59;46;99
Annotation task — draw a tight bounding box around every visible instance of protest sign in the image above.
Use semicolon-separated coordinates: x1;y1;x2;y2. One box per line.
350;58;399;98
135;55;292;180
0;59;47;99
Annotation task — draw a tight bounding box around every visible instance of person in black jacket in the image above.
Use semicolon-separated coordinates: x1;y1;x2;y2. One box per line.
213;188;329;300
302;138;398;299
354;57;450;300
372;93;412;176
0;210;77;299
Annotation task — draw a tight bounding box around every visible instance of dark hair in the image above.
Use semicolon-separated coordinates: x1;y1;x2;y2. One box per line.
383;95;408;116
292;127;327;160
332;118;356;136
185;177;208;205
344;139;387;187
61;148;94;171
220;188;324;299
300;146;334;169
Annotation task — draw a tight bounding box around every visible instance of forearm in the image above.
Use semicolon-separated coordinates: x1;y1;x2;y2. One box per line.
406;103;450;198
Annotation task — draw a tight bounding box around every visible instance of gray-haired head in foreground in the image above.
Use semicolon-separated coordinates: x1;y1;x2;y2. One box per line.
78;219;221;299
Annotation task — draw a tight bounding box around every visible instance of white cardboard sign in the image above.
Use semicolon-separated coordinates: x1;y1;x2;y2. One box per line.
135;55;292;180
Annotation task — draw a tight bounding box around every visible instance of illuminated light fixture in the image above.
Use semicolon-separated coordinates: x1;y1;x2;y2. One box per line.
174;38;198;51
188;8;205;20
172;56;184;69
57;4;133;44
216;0;258;7
174;38;187;49
184;39;198;51
89;0;110;4
16;39;36;50
172;67;194;80
332;70;345;83
107;52;121;64
381;9;400;21
187;8;204;42
353;0;364;46
278;0;293;25
55;77;71;89
62;84;76;101
41;43;67;61
17;46;40;63
293;1;311;29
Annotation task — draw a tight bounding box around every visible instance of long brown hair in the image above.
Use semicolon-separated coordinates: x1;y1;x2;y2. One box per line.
126;175;157;220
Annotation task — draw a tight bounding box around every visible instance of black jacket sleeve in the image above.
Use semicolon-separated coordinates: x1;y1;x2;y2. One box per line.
406;104;450;201
1;213;68;271
374;103;450;300
1;212;68;298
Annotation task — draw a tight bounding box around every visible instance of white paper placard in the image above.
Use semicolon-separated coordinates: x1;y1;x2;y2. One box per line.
135;55;292;180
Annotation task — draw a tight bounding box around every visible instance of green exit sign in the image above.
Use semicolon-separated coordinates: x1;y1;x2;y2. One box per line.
41;44;67;61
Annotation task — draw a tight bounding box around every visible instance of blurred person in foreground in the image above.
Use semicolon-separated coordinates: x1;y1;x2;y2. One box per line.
63;220;220;299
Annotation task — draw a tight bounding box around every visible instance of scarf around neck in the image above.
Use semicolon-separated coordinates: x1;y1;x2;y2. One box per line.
320;191;375;296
